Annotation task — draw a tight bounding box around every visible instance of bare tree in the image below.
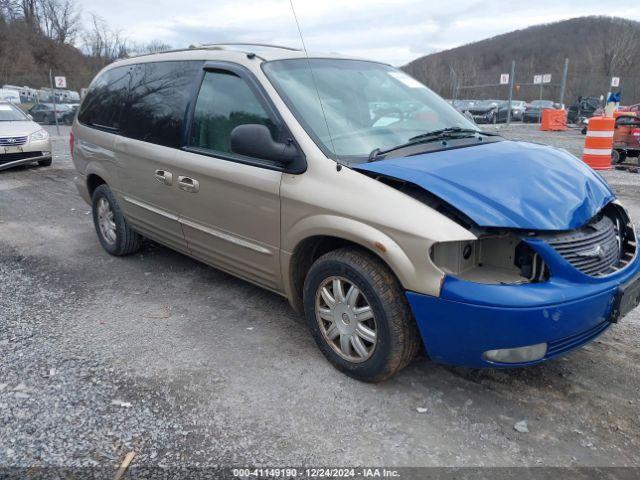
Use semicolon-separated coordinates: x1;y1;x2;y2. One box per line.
20;0;38;28
598;18;640;77
39;0;80;44
141;39;172;54
82;12;129;61
0;0;21;21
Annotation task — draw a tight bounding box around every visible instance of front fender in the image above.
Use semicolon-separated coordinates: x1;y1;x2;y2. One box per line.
283;214;445;298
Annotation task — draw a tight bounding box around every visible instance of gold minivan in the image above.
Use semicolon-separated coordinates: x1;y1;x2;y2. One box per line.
72;44;640;381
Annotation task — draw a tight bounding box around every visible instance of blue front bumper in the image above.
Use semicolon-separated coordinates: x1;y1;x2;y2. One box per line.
407;237;640;368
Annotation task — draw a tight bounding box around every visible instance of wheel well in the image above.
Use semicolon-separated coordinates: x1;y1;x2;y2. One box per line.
289;236;389;313
87;174;106;198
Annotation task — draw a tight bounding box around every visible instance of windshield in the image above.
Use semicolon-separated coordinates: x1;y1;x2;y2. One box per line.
262;59;477;160
0;103;28;121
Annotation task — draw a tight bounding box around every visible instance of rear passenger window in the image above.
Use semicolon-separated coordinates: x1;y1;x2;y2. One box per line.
188;70;277;154
121;61;201;148
78;66;132;130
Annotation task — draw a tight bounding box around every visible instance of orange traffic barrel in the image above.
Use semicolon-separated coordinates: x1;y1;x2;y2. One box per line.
540;109;567;131
583;116;615;170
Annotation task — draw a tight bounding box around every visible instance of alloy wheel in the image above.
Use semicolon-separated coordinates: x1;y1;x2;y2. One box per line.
96;197;117;245
315;276;377;363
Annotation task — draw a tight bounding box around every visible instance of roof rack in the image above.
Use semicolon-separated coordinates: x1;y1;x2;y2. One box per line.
191;43;301;52
127;42;301;60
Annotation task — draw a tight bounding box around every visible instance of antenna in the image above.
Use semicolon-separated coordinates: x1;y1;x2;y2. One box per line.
288;0;340;167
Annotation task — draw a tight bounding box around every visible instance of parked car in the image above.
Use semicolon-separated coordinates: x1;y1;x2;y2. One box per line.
452;99;479;113
28;103;71;124
466;100;511;124
0;101;52;170
60;104;79;125
510;100;527;121
523;100;556;123
567;96;601;124
618;103;640;115
612;114;640;164
71;45;640;381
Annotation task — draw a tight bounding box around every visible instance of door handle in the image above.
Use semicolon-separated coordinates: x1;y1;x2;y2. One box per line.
154;169;173;186
178;176;199;193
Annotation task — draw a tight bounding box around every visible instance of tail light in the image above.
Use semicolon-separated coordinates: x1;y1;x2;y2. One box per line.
69;131;75;160
632;128;640;137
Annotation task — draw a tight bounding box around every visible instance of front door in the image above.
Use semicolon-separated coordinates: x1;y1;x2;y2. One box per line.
174;66;284;292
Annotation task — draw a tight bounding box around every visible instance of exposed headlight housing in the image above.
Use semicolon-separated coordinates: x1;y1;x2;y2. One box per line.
483;343;547;363
30;129;49;141
430;235;549;284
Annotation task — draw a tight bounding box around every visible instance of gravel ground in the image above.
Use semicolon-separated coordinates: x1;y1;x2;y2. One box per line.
1;124;639;473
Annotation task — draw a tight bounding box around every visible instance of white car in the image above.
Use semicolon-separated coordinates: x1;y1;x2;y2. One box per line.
0;101;52;171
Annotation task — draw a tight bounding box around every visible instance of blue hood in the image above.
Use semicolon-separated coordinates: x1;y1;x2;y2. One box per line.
354;140;614;231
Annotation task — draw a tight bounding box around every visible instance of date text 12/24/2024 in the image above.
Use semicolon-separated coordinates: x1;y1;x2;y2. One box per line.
232;468;401;478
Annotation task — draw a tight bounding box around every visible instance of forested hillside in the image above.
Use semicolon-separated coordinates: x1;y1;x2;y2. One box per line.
0;0;169;91
403;17;640;104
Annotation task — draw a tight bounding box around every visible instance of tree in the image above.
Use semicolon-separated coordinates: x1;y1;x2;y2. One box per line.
39;0;80;44
81;12;129;61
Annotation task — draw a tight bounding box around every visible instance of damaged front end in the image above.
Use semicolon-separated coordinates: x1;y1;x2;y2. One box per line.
430;202;636;286
411;202;640;367
353;141;640;367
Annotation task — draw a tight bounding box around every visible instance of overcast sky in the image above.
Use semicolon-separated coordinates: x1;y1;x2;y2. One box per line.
81;0;640;65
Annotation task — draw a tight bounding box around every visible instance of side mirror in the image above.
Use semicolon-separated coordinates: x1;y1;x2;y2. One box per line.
230;124;299;164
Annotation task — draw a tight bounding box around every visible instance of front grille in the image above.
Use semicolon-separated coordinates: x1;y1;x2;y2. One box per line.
544;213;636;277
0;151;43;164
0;136;28;146
546;321;610;358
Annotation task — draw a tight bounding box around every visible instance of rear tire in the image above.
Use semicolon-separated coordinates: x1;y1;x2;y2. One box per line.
303;248;421;382
91;184;142;256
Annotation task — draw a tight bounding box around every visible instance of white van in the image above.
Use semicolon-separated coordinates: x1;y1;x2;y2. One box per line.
0;89;21;104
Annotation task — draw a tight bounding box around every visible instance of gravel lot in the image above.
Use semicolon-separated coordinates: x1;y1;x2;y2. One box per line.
1;124;639;473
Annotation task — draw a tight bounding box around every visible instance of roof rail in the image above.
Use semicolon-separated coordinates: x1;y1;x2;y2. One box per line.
189;43;301;52
126;42;302;60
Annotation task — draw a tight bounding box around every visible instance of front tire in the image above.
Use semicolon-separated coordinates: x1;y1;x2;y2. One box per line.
91;184;142;256
37;157;52;167
303;248;421;382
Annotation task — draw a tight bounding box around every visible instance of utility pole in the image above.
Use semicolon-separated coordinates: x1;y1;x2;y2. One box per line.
49;69;60;136
506;60;515;126
559;58;569;106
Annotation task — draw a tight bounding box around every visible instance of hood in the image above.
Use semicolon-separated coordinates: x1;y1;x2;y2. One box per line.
353;140;614;231
0;121;41;136
467;106;495;114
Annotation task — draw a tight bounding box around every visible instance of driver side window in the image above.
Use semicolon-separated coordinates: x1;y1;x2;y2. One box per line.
188;70;277;155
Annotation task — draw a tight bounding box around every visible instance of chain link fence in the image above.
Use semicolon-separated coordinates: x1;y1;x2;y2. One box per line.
425;59;635;126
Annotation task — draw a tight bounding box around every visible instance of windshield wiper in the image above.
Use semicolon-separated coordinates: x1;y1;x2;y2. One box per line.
368;127;496;162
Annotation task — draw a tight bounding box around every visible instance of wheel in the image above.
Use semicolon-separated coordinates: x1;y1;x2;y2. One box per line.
581;126;588;135
37;157;52;167
91;184;142;256
611;150;625;165
303;248;421;382
47;113;55;125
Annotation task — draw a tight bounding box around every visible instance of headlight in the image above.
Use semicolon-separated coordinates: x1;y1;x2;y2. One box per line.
430;235;549;284
30;129;49;141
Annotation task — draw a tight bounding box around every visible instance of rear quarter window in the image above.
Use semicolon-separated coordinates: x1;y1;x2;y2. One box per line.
78;66;132;130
